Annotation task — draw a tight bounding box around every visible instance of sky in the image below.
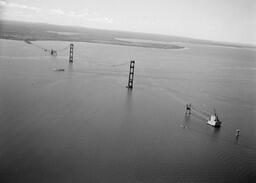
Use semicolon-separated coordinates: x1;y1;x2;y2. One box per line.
0;0;255;45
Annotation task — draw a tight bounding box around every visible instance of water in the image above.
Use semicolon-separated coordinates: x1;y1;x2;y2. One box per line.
0;39;256;182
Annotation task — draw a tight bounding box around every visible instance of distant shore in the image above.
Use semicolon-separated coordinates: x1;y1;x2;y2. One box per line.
1;20;255;49
1;35;185;50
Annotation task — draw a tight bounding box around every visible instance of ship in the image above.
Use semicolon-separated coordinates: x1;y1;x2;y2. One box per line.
206;109;222;128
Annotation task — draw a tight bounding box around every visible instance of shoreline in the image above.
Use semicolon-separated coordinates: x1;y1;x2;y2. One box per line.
0;36;185;50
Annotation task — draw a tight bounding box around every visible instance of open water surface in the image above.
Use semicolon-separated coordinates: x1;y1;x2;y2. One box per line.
0;39;256;182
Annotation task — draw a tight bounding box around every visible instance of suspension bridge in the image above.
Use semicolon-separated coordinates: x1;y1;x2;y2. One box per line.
24;39;71;56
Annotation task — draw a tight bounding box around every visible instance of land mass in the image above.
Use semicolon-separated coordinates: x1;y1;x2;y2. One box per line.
0;20;255;49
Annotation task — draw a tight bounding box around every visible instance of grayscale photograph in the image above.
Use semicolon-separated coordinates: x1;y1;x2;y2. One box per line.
0;0;256;182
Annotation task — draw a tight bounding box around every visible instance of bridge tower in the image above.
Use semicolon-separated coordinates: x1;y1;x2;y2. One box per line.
127;60;135;89
69;43;74;63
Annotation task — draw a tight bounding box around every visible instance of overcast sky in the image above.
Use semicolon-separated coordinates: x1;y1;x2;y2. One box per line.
0;0;255;44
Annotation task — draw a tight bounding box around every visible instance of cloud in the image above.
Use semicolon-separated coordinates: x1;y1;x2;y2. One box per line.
88;17;114;24
50;8;65;16
0;1;41;13
48;8;113;24
0;1;114;25
50;9;86;18
0;0;6;13
0;0;6;7
68;11;88;18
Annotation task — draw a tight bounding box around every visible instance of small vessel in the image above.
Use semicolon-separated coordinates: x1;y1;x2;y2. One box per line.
206;109;221;128
53;68;65;72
